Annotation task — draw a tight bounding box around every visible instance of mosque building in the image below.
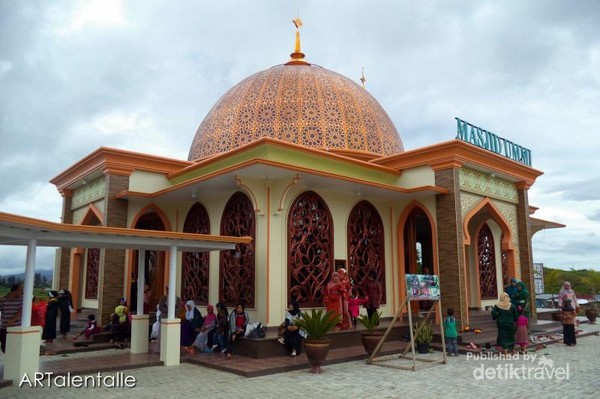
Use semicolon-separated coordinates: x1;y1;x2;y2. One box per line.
49;22;562;329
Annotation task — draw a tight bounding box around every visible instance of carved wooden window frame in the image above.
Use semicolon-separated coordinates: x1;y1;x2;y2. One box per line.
219;192;256;308
84;248;100;299
478;223;498;299
182;202;211;305
287;191;334;307
347;200;386;302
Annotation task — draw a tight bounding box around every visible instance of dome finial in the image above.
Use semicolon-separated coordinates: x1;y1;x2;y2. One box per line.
286;14;310;66
360;67;367;88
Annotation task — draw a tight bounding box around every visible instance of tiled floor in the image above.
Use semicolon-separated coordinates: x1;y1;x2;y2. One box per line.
2;316;595;387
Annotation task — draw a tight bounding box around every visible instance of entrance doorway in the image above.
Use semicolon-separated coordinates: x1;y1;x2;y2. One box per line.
132;211;166;311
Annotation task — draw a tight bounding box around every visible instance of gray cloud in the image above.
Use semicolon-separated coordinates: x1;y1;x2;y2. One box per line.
1;0;599;273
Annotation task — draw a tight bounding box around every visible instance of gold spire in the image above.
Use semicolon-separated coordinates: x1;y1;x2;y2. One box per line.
286;16;309;66
360;67;367;88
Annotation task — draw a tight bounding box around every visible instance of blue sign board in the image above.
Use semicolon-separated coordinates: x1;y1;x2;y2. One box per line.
455;117;532;166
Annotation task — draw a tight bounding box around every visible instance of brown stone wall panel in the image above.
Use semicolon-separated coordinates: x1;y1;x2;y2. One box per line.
100;248;127;324
58;195;74;289
516;188;536;319
435;168;468;328
99;174;130;324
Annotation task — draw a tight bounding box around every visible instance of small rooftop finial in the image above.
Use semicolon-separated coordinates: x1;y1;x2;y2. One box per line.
360;67;367;88
286;14;310;66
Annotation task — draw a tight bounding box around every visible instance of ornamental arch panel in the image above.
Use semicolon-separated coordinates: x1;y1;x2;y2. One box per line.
478;223;498;299
182;202;211;305
347;200;386;302
287;190;334;307
82;208;102;300
219;192;256;307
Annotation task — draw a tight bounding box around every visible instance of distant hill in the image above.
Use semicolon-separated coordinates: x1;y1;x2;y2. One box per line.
543;266;600;298
0;269;53;279
0;269;53;288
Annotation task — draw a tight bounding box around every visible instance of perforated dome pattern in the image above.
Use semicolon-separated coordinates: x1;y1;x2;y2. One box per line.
188;64;403;160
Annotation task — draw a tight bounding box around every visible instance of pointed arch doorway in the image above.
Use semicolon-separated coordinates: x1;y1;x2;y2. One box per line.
400;205;435;315
131;210;167;311
463;199;515;309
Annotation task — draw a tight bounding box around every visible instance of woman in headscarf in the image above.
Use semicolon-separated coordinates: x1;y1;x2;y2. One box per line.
110;298;130;348
214;303;231;358
186;304;216;353
336;268;352;329
559;282;580;347
42;291;60;343
558;282;579;311
282;300;306;357
180;300;203;347
58;289;73;339
491;292;519;352
324;272;344;329
513;281;530;317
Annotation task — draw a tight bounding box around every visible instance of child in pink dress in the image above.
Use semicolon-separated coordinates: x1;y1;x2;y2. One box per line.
347;289;367;329
515;307;529;354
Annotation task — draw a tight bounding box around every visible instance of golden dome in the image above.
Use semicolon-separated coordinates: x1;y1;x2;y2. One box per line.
188;64;404;161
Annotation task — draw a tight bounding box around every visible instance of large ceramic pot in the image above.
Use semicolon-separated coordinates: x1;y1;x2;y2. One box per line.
303;339;331;373
585;309;598;324
361;332;384;356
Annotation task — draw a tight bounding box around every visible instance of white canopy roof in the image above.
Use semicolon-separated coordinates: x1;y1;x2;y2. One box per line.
0;211;250;252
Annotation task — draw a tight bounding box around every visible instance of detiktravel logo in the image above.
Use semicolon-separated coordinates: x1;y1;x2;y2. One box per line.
468;352;570;380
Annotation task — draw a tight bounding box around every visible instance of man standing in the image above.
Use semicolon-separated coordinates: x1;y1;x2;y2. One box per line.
0;283;24;353
363;271;382;322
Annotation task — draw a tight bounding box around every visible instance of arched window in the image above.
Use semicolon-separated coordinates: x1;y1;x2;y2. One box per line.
478;223;498;299
85;248;100;299
83;212;102;300
347;200;386;302
288;191;333;307
133;211;166;311
501;233;509;287
182;202;210;304
219;192;256;307
403;207;433;275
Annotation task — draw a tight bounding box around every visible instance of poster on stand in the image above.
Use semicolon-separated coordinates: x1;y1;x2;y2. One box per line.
405;274;440;301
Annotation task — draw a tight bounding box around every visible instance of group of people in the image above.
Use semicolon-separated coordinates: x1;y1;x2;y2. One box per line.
0;285;80;353
489;278;532;353
492;279;579;353
183;302;250;359
324;269;382;330
40;289;74;343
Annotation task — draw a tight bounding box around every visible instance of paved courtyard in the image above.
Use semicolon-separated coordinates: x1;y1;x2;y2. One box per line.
2;324;599;399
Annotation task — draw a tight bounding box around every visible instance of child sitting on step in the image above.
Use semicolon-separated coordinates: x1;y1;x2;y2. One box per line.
72;314;102;340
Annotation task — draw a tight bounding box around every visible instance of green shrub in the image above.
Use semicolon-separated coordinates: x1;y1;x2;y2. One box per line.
293;308;341;341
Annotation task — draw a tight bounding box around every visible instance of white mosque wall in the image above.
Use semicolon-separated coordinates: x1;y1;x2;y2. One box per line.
396;165;435;188
124;174;441;325
128;170;172;193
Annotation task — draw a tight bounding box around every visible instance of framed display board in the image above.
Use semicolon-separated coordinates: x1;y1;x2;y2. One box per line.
405;274;441;301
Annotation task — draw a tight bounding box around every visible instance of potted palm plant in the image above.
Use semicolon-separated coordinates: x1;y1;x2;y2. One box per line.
293;308;341;373
357;311;383;355
585;299;598;324
413;318;433;354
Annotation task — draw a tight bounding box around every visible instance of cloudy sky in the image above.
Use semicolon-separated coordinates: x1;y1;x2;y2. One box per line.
1;0;599;275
